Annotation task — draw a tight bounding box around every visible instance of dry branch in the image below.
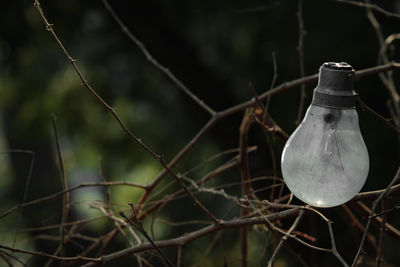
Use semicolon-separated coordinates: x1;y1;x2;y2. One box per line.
50;114;69;258
336;0;400;19
2;1;398;266
0;209;300;265
351;166;400;266
267;209;305;266
101;0;216;116
295;0;307;125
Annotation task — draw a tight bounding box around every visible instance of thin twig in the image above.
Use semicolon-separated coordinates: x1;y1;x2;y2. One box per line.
364;0;400;128
145;147;254;204
99;157;112;209
33;0;219;225
0;249;27;267
336;0;400;19
371;205;400;218
0;252;12;267
121;204;175;267
182;147;244;177
4;149;35;250
79;208;300;266
295;0;307;126
252;201;349;266
351;166;400;266
44;225;79;267
327;221;349;266
89;202;140;248
264;52;278;115
0;244;103;263
356;95;400;136
353;184;400;201
192;231;223;267
376;199;388;267
252;113;289;142
0;181;147;219
267;209;305;266
134;158;241;231
101;0;216;116
351;201;400;243
239;108;253;267
177;246;182;267
341;204;378;251
139;117;218;206
50;114;69;258
143;157;242;216
6;216;105;233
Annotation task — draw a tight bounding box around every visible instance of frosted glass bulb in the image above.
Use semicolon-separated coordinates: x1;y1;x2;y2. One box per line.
281;62;369;208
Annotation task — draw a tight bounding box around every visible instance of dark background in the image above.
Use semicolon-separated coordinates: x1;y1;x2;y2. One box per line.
0;0;400;266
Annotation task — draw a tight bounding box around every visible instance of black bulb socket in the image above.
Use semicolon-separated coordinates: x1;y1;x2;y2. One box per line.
312;62;357;108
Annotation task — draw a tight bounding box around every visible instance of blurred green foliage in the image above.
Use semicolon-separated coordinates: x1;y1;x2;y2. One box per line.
1;0;400;266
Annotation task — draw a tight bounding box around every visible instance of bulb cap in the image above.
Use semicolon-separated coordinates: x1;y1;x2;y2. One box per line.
312;62;357;108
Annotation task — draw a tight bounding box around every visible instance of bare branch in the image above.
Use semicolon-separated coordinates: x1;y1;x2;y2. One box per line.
0;249;27;267
351;166;400;266
295;0;307;125
327;221;349;266
267;210;305;266
177;246;182;267
0;181;147;219
33;0;219;226
376;199;388;267
239;108;253;267
0;243;103;263
336;0;400;19
81;208;300;266
3;149;36;251
354;184;400;201
120;206;175;267
50;114;69;258
219;62;400;119
341;204;378;251
101;0;216;116
351;201;400;243
363;0;400;129
356;96;400;136
99;157;112;209
23;2;400;265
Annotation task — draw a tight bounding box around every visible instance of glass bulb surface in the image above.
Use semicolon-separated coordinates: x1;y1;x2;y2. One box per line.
281;105;369;207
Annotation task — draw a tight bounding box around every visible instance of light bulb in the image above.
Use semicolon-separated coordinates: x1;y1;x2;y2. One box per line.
281;62;369;208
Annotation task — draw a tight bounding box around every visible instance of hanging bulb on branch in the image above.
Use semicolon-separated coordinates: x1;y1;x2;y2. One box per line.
281;62;369;208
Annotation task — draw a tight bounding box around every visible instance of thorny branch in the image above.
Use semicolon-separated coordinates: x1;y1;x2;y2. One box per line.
2;0;400;266
101;0;216;116
33;0;220;226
